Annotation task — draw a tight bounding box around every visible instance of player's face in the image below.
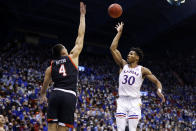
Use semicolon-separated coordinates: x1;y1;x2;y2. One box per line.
127;51;139;63
61;46;68;56
0;115;5;124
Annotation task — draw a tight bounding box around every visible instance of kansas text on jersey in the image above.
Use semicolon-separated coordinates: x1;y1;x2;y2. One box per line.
119;65;144;98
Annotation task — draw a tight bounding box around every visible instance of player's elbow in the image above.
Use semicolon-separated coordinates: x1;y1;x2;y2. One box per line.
110;48;115;55
76;37;84;46
110;46;113;51
110;45;115;51
77;43;83;49
42;82;48;88
77;32;85;41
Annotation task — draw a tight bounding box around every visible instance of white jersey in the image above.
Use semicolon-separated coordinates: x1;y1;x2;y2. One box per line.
118;64;144;98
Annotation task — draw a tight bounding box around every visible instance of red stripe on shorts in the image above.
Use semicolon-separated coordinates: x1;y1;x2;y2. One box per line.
65;123;74;128
116;115;126;117
128;117;138;119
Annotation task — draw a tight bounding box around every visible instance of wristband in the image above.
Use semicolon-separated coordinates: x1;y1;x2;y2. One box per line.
158;88;162;93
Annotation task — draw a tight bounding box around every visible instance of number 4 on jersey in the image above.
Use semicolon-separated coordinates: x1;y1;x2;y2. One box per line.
59;64;67;76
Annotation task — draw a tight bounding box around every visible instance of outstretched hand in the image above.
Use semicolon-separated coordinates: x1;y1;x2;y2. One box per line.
80;2;86;15
40;94;47;104
157;91;165;105
115;22;124;32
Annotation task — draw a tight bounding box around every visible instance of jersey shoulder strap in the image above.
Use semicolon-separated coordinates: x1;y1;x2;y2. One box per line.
67;55;78;70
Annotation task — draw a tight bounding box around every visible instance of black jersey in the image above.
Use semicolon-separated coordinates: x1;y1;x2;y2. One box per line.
51;56;78;92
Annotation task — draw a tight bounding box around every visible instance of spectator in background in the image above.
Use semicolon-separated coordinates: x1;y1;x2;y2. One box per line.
0;41;195;130
0;115;5;131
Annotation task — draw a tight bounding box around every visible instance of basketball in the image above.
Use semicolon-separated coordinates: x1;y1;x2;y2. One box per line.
108;3;123;18
167;0;185;6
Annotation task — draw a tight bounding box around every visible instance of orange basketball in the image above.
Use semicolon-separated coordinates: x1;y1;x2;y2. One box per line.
108;3;123;18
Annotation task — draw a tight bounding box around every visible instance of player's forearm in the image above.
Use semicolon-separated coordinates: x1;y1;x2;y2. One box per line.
110;32;122;50
156;81;165;103
0;128;5;131
156;81;163;96
78;14;85;38
41;84;48;96
156;81;162;90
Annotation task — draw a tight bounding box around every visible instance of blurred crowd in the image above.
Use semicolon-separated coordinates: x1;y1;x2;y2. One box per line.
0;42;195;131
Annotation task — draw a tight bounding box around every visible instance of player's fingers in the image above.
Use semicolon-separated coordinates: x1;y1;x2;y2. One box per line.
40;99;43;104
83;4;85;9
120;23;123;28
80;2;82;7
43;97;46;102
81;3;85;11
162;96;165;102
162;98;165;104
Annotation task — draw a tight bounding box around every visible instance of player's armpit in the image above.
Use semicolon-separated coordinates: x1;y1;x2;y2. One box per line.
142;67;159;84
70;36;84;58
119;68;123;74
69;35;84;67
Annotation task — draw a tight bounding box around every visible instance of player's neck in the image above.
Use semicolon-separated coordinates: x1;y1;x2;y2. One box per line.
61;52;68;57
61;54;68;57
128;62;138;68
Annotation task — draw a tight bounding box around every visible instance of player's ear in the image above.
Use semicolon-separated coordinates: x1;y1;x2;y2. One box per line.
136;55;139;62
61;48;68;56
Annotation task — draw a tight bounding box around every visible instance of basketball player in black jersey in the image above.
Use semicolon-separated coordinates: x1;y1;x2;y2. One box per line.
40;2;86;131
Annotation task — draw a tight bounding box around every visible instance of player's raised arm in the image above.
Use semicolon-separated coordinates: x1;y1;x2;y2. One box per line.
110;22;127;68
40;66;52;103
142;67;165;104
69;2;86;66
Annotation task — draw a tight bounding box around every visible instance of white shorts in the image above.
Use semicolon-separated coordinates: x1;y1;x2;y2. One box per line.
116;96;142;119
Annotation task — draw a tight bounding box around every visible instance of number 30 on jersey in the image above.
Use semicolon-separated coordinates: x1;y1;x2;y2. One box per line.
122;75;135;85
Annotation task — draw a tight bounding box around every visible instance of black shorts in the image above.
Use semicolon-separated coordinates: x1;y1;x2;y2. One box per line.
47;89;76;128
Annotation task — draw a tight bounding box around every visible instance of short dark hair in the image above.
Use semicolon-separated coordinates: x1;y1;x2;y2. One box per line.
130;47;144;63
52;44;64;59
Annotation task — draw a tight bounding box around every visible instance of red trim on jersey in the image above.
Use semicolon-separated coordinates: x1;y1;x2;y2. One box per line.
64;123;74;128
47;119;57;122
68;56;78;70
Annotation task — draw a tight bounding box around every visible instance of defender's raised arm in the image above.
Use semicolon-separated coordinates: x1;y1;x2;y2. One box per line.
69;2;86;67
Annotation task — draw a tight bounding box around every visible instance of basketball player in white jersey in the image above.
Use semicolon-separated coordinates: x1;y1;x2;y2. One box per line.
110;22;165;131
